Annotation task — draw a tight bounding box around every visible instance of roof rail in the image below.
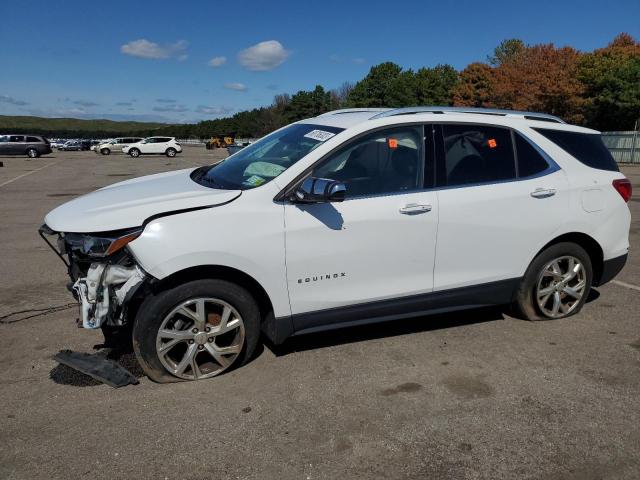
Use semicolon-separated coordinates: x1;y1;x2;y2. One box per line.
369;106;565;124
318;108;390;116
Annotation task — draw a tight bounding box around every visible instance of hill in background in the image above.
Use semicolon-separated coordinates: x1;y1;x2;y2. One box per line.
0;115;174;138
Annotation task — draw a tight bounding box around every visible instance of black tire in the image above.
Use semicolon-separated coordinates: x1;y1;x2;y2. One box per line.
26;148;39;158
101;148;110;155
129;148;140;158
132;279;260;383
512;242;592;321
166;147;177;157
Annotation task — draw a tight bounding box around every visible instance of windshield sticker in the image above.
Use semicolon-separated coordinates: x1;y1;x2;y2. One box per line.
243;175;266;187
304;130;336;142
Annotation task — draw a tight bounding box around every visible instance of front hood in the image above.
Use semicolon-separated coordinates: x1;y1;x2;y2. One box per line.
45;168;241;233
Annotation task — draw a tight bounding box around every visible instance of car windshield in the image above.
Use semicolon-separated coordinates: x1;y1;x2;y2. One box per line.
192;123;344;190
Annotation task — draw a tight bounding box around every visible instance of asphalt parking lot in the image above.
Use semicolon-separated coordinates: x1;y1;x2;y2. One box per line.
0;148;639;480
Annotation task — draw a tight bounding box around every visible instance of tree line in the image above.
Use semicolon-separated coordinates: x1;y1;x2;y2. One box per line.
157;33;639;138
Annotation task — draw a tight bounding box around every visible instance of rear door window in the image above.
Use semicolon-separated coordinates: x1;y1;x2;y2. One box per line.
439;124;515;187
533;128;618;172
515;133;550;177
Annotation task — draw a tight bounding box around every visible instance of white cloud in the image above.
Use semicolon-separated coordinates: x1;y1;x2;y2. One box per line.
195;105;234;116
152;104;189;113
224;82;247;92
120;39;188;60
238;40;290;71
73;100;99;107
0;94;28;106
208;56;227;67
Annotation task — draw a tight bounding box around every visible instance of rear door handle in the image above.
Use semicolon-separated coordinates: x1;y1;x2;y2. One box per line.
399;203;432;214
531;188;556;199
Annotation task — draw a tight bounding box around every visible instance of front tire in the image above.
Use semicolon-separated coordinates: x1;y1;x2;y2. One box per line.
513;242;592;321
129;148;140;158
26;148;39;158
166;147;177;157
133;279;260;382
101;148;110;155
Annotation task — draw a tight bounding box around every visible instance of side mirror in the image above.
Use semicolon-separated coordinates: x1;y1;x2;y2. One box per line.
292;177;346;203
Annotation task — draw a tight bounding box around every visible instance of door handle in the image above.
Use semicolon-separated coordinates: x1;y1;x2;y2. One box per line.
399;203;432;214
530;188;556;199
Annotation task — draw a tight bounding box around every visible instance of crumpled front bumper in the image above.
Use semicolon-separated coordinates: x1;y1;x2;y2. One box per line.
73;263;146;329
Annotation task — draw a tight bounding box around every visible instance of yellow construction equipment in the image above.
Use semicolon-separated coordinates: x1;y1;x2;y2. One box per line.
205;135;235;150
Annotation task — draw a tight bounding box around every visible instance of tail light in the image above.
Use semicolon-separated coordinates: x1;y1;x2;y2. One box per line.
612;178;632;202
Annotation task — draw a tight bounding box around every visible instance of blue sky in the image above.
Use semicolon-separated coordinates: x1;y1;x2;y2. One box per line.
1;0;638;124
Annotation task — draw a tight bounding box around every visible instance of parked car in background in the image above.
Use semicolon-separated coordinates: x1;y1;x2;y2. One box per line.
50;139;66;149
0;134;52;158
122;137;182;157
95;137;143;155
89;140;101;151
59;140;82;151
40;107;631;382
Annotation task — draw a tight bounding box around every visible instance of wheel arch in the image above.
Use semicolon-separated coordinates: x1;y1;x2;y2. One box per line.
152;264;275;320
535;232;604;285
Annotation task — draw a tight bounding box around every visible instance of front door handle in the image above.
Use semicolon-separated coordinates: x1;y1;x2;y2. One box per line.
531;188;556;199
399;203;432;214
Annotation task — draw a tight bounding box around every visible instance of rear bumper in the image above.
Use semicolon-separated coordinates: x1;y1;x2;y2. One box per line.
594;253;628;286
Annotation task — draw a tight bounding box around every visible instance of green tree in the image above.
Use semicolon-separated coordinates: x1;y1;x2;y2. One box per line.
347;62;405;107
578;33;640;130
488;39;526;66
414;64;459;105
284;85;332;122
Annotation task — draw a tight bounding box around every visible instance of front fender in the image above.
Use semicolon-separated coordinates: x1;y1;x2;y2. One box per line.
128;194;290;318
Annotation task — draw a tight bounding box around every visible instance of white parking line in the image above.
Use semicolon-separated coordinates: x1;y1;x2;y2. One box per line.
0;161;60;188
612;280;640;292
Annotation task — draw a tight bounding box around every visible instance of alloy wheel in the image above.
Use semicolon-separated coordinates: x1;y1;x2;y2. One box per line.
155;297;245;380
535;255;586;318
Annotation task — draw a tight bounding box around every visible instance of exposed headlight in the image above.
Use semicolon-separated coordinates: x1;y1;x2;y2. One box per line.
64;227;143;258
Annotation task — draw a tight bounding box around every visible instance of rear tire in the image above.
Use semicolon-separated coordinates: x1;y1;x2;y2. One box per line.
166;148;177;157
101;148;110;155
129;148;140;158
26;148;39;158
133;279;260;383
513;242;592;321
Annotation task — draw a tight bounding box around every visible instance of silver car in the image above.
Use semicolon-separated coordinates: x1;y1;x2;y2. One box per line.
95;137;143;155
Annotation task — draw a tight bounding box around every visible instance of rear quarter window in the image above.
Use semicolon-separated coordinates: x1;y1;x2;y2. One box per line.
26;136;41;142
533;128;618;172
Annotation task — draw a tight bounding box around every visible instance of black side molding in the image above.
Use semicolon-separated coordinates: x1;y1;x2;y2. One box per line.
266;278;520;344
594;253;628;287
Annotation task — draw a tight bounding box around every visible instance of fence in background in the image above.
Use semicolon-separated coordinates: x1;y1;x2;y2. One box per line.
176;138;205;145
602;131;640;164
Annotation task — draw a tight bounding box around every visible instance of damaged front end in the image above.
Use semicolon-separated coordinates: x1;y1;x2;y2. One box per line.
39;224;149;330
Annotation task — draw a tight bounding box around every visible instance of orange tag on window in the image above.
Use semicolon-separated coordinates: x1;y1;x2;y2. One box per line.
487;138;497;148
388;138;398;149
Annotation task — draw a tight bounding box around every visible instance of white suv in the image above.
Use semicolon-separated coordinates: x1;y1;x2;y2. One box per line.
40;107;631;382
122;136;182;158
